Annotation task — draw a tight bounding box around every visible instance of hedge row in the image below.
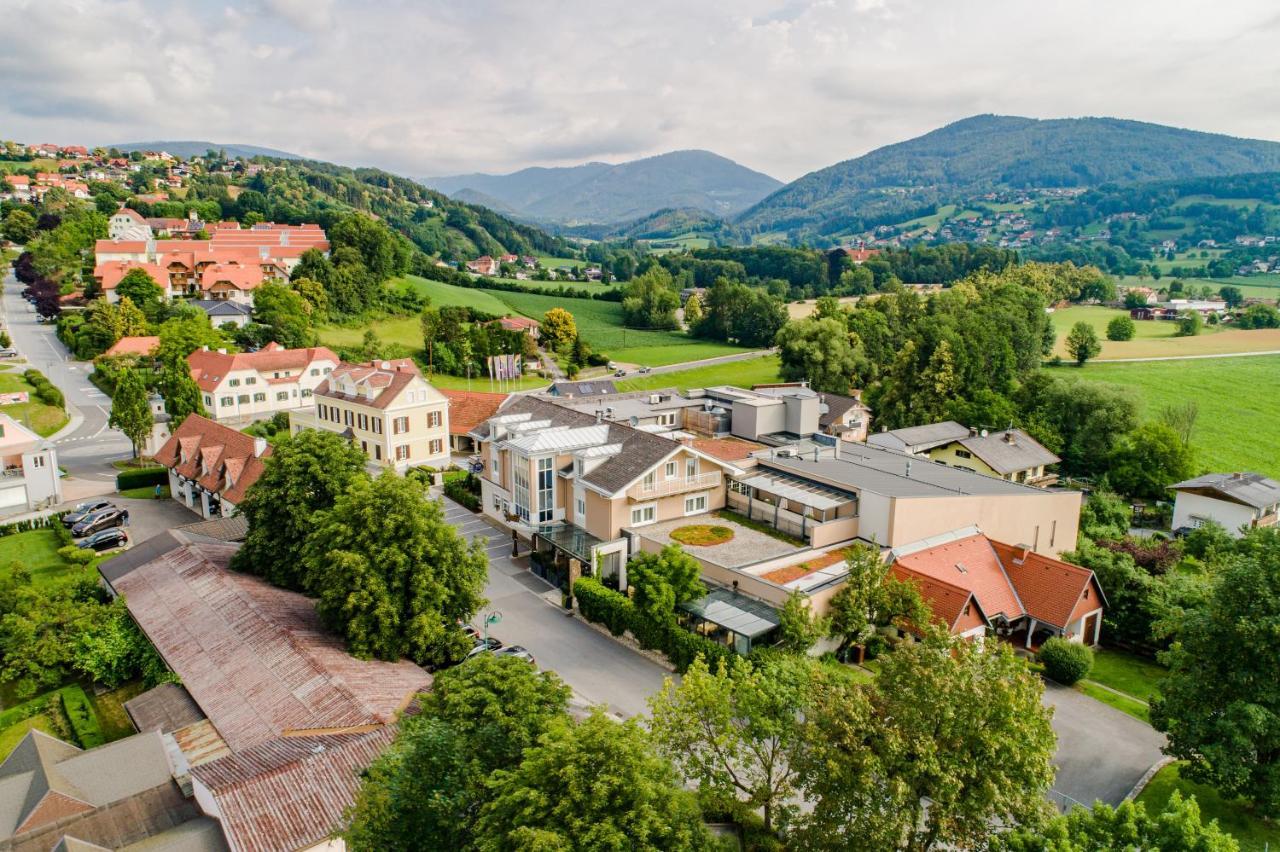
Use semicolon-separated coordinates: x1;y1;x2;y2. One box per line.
22;368;64;410
116;467;168;490
60;685;106;749
0;512;66;538
573;577;731;673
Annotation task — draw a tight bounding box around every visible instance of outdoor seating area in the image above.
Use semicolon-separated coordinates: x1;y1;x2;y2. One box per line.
678;587;782;656
629;514;802;570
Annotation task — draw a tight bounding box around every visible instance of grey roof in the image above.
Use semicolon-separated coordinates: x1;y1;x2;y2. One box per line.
759;444;1047;498
190;300;252;317
1171;472;1280;509
815;392;869;428
175;514;249;543
125;684;207;735
546;380;618;398
680;588;780;639
121;817;229;852
957;429;1059;475
484;396;689;496
867;420;970;453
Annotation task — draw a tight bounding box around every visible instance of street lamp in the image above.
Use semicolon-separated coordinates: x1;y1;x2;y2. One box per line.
482;610;502;646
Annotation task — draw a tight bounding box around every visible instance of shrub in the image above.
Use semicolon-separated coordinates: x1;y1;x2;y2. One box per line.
57;545;94;565
669;525;734;547
1039;637;1093;685
60;685;106;749
573;577;729;673
1106;315;1136;341
574;577;634;637
116;467;168;490
443;478;479;510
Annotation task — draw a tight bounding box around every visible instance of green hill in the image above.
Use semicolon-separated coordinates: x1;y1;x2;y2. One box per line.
738;115;1280;239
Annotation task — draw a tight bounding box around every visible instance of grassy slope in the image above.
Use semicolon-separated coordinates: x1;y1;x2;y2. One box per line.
1116;273;1280;301
0;372;68;437
1137;763;1279;851
1050;305;1280;360
615;355;782;392
1062;355;1280;478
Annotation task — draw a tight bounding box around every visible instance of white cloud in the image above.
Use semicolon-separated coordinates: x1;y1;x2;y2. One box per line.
0;0;1278;181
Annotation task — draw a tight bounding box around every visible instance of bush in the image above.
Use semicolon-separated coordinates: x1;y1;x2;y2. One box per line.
57;545;94;566
116;467;168;490
443;477;480;510
574;577;633;637
60;685;106;749
1106;315;1136;341
573;577;729;673
1038;637;1093;685
0;513;66;537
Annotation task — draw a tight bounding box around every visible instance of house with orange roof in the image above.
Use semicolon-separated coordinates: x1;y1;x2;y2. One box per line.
108;207;152;241
154;413;272;518
440;389;507;455
889;527;1105;648
498;315;541;339
188;342;339;424
102;335;160;358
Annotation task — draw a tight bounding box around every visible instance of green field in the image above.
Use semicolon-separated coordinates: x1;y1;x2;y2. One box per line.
615;355;782;392
0;158;58;175
534;255;583;270
0;371;68;437
1051;305;1280;360
0;529;78;587
392;275;510;313
1116;273;1280;301
1064;354;1280;478
1137;763;1278;851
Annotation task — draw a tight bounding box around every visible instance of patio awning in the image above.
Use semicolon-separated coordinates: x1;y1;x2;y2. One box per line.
535;523;607;564
733;470;852;511
680;588;781;640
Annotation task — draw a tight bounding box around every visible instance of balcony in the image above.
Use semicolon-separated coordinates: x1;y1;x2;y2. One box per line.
627;471;722;501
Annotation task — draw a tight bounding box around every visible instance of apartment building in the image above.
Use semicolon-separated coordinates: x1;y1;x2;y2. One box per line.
289;359;451;471
189;343;339;423
472;396;743;588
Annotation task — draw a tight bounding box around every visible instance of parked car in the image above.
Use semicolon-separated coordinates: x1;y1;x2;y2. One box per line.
638;366;652;374
614;369;627;377
460;624;481;642
0;349;17;359
465;637;504;659
494;645;536;666
72;507;129;537
78;528;128;552
63;500;114;527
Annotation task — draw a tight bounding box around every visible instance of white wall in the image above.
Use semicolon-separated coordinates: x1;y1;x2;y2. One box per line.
1172;492;1257;538
857;492;892;545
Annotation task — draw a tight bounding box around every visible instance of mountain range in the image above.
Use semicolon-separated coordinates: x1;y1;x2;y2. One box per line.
109;140;304;160
736;115;1280;238
422;150;781;225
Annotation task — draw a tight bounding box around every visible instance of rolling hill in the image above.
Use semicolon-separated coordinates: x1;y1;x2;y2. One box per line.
423;149;781;224
109;140;304;160
737;115;1280;238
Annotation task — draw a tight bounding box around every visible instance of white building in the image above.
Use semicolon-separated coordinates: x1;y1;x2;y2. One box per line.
0;413;62;515
107;208;154;241
1171;472;1280;537
189;343;339;424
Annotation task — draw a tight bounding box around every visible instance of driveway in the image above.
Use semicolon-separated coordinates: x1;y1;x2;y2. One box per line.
1043;680;1166;807
440;497;671;717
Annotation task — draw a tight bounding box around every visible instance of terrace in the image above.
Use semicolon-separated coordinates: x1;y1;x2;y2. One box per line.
727;468;859;547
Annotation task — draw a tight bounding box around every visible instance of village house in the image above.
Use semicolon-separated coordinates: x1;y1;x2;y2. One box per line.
466;256;500;275
108;206;153;241
1171;472;1280;537
102;334;160;358
868;421;1060;486
190;298;254;329
0;412;61;515
498;315;541;340
289;359;452;471
188;343;339;423
154;414;272;519
889;527;1105;648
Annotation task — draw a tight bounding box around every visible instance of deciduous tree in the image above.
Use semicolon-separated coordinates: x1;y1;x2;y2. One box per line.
108;367;152;458
995;792;1238;851
115;268;164;319
775;316;865;395
251;280;316;348
1065;321;1101;366
539;307;577;352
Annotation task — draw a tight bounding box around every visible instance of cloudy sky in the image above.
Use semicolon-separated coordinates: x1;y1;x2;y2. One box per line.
3;0;1280;181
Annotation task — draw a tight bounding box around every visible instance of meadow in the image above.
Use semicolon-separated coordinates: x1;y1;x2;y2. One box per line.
0;366;68;436
1049;305;1280;360
615;355;782;393
1062;354;1280;478
1114;273;1280;301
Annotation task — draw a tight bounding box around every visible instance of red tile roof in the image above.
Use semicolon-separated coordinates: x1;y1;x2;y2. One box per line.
498;315;540;333
187;344;339;393
893;533;1024;621
112;542;430;754
692;437;765;463
199;261;270;292
314;360;424;410
991;541;1099;630
441;389;508;434
93;260;170;292
889;564;984;632
102;335;160;357
153;414;271;504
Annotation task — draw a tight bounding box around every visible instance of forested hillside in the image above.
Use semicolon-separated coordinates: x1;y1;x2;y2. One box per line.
739;115;1280;239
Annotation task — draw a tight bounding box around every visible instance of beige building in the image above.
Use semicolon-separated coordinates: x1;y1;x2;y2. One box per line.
472;396;742;588
0;412;61;515
290;359;451;472
189;343;339;424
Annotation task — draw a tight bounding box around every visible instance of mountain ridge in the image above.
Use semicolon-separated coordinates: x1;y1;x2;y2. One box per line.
109;140;304;160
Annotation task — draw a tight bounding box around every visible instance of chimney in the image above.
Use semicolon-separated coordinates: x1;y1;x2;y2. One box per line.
905;459;912;478
969;427;978;437
253;437;268;457
200;345;209;352
1003;432;1016;444
217;348;227;355
596;409;603;424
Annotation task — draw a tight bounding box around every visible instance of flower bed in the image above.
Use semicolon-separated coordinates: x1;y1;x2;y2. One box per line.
669;524;735;547
761;549;847;585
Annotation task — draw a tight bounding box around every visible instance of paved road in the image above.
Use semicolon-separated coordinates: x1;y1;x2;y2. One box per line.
619;348;775;376
2;265;133;476
1090;349;1280;363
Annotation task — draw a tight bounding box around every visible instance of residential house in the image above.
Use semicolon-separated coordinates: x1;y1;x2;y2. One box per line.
108;207;153;240
290;359;451;471
0;728;226;851
440;389;507;456
1171;472;1280;537
154;414;271;518
498;315;541;340
837;246;880;263
869;421;1060;486
466;256;499;276
2;175;31;201
100;534;430;852
188;343;339;423
191;299;253;330
889;527;1105;647
0;413;61;515
102;335;160;358
472;395;743;589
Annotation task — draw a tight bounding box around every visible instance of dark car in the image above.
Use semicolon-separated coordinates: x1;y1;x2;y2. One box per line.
72;507;128;537
63;500;113;527
614;369;627;377
465;637;504;659
494;645;536;666
78;528;128;552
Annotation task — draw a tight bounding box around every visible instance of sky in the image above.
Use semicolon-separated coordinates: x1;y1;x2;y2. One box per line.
3;0;1280;182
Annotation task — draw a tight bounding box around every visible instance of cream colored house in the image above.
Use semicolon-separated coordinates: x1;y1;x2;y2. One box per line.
472;396;742;588
868;421;1059;486
189;343;340;424
290;359;451;472
0;413;61;515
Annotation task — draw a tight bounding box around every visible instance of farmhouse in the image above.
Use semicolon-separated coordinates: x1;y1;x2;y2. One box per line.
1171;472;1280;537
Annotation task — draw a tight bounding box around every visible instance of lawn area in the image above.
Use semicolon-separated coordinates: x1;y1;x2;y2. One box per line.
0;158;58;174
608;341;751;368
1116;273;1280;301
0;529;78;586
1076;680;1150;723
1137;763;1279;851
120;485;169;499
534;255;582;270
1050;305;1280;360
319;314;427;350
1063;354;1280;478
391;275;510;314
0;371;68;437
615;355;782;393
89;681;148;742
1088;648;1165;703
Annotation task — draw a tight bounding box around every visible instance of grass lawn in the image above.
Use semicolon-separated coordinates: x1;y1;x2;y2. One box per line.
89;681;148;742
534;255;582;270
608;341;751;368
1050;305;1280;360
120;485;169;499
318;314;428;350
0;716;55;759
1116;273;1280;301
1076;680;1151;724
391;275;510;314
615;355;782;393
1063;354;1280;478
0;529;78;586
1088;648;1165;703
1137;763;1279;851
0;371;68;437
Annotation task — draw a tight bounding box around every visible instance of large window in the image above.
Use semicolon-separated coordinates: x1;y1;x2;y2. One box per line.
685;494;708;515
429;439;443;455
393;416;409;434
427;411;442;428
537;457;554;523
513;461;530;522
395;444;410;461
631;504;656;526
